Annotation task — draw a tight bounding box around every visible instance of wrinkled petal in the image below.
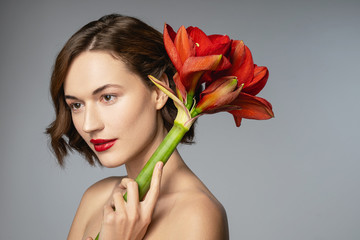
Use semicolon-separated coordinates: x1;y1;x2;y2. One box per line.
229;92;274;127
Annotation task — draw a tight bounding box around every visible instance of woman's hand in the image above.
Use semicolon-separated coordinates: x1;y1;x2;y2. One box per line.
87;161;163;240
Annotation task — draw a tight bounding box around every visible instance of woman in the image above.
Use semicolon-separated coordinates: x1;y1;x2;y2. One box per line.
47;14;228;240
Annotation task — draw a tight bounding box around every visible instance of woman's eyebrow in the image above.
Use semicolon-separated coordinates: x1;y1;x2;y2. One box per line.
92;84;122;95
65;95;78;100
65;84;122;100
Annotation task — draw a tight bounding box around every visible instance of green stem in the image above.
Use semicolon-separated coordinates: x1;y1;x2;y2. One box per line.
127;121;188;200
185;93;194;110
190;107;200;118
95;122;188;240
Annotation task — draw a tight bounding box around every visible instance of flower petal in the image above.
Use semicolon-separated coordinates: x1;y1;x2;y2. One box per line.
227;40;254;86
173;72;187;102
195;77;242;113
164;24;183;71
208;34;231;55
200;76;237;96
148;75;197;129
200;56;232;83
187;26;212;55
204;35;231;57
148;75;190;119
229;92;274;127
166;23;177;40
180;55;223;91
243;65;269;95
188;27;231;56
174;26;196;65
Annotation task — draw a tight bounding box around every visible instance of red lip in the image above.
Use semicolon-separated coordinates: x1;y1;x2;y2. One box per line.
90;139;117;152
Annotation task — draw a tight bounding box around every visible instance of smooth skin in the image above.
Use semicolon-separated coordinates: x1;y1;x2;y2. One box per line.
64;51;229;240
92;161;164;240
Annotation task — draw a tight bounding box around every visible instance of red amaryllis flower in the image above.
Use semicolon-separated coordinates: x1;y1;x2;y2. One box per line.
220;40;273;126
164;24;231;106
152;24;273;128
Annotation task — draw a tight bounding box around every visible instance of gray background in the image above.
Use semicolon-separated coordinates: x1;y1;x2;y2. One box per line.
1;0;359;239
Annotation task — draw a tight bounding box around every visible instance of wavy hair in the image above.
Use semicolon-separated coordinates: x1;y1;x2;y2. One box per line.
46;14;196;166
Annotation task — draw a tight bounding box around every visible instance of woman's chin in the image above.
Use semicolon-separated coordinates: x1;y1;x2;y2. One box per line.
100;161;124;168
97;156;125;168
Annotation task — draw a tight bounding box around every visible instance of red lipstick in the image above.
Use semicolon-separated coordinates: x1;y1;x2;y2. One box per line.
90;139;117;152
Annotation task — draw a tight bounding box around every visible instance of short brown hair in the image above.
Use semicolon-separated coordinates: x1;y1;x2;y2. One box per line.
46;14;196;166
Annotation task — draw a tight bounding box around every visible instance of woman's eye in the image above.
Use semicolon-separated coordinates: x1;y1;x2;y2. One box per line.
69;103;83;112
102;94;116;103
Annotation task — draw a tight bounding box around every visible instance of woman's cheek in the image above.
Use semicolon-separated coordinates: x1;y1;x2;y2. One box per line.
71;113;86;138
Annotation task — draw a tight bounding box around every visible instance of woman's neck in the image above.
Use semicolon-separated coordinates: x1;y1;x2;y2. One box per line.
125;147;186;192
124;121;170;179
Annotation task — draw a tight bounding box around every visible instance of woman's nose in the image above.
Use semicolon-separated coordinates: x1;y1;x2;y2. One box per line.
82;105;104;133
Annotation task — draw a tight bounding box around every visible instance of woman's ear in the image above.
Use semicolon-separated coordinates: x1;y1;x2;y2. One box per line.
153;73;169;110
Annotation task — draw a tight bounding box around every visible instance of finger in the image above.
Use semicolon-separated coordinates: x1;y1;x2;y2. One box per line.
125;179;140;221
126;179;140;207
112;187;125;212
86;238;93;240
119;177;133;191
119;178;139;202
103;204;115;216
144;161;163;209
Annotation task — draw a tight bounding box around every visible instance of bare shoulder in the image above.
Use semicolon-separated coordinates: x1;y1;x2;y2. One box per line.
168;189;229;240
84;176;122;198
67;176;122;240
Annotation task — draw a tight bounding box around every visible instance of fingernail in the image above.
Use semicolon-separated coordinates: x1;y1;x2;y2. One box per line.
157;161;163;170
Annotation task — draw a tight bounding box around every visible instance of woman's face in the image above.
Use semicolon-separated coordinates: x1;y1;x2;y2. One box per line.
64;51;166;168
